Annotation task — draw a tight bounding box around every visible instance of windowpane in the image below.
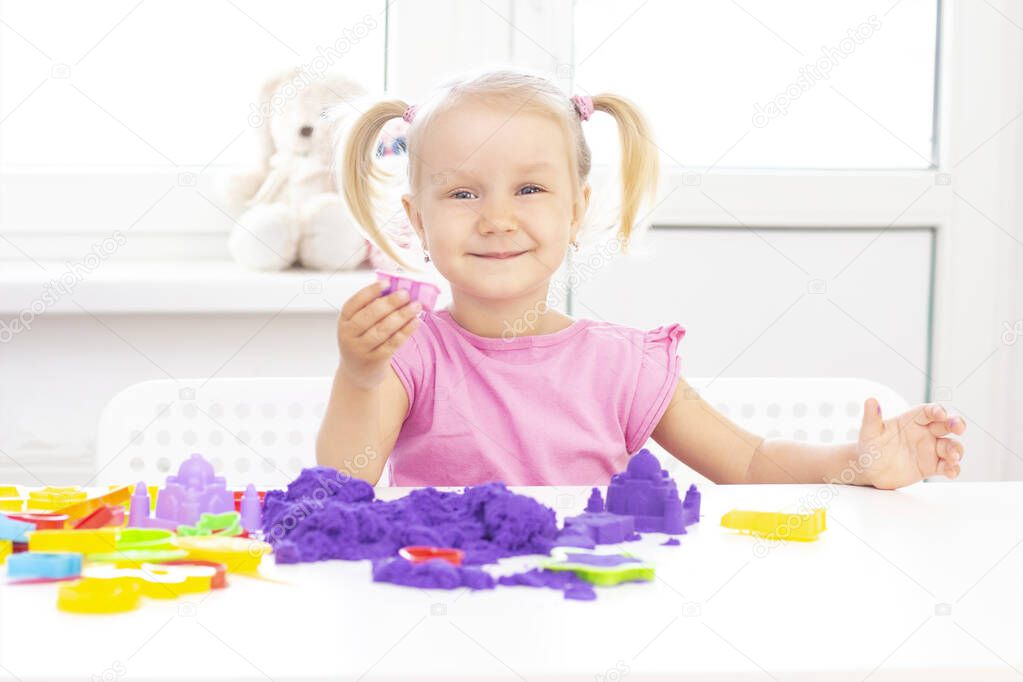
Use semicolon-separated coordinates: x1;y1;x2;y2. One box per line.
574;0;938;169
0;0;386;168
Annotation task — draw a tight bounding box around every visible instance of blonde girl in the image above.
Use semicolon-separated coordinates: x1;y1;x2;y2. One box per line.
317;67;966;489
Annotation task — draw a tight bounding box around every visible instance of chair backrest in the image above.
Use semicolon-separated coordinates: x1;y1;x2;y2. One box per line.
94;376;909;487
94;377;333;488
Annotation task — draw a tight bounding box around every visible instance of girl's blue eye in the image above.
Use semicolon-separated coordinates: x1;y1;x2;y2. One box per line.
519;185;543;195
451;190;475;200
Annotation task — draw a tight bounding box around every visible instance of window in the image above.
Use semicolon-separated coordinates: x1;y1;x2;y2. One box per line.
574;0;939;169
0;0;386;167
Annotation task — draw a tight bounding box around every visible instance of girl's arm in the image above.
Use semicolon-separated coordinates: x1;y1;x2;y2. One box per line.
316;366;408;486
651;377;966;488
316;281;421;486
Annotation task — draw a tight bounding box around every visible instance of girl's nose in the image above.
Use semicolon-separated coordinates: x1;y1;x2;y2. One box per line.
479;197;517;234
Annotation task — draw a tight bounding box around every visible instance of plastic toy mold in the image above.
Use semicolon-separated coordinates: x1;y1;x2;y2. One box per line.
177;511;242;537
540;548;654;586
375;269;440;311
6;512;69;530
82;563;217;598
27;528;118;554
57;576;143;614
152;454;234;526
27;487;88;511
175;535;270;573
54;486;132;522
720;508;827;542
7;551;82;582
0;514;35;543
399;546;464;566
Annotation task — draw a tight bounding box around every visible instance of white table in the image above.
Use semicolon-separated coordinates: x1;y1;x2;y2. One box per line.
1;482;1021;681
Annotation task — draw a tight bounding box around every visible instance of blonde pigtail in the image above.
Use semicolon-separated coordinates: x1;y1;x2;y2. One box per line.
592;94;660;251
339;99;419;272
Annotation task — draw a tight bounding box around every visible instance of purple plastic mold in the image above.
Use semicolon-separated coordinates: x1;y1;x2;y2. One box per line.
128;454;237;529
240;484;262;533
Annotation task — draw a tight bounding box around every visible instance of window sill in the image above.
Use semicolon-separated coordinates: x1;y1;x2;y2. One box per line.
0;261;375;315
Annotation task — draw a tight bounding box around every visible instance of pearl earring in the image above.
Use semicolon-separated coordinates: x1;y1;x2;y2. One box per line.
423;250;431;263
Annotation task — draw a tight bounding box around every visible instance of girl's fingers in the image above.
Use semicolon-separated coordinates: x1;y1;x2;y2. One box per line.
350;290;411;336
368;302;422;352
927;416;966;437
371;314;420;356
935;437;963;464
340;281;383;320
937;458;961;480
912;403;947;426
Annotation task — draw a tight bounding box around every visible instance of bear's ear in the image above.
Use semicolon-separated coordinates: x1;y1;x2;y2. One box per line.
253;67;301;167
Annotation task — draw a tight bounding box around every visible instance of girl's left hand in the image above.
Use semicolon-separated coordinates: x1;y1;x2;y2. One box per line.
856;399;967;489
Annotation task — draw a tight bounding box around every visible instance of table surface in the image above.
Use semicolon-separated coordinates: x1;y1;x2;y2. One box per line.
1;482;1021;682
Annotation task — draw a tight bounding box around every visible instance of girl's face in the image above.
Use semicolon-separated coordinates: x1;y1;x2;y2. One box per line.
402;101;590;301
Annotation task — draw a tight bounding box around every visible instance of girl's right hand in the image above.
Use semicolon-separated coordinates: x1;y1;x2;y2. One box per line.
336;281;421;389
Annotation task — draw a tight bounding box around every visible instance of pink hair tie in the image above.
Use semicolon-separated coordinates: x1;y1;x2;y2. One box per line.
571;94;594;122
402;104;418;123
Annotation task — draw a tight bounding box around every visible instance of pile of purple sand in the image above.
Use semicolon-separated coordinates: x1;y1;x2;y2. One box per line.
263;453;700;597
262;467;560;566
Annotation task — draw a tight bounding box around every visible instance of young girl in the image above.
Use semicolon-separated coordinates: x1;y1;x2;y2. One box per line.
317;68;966;490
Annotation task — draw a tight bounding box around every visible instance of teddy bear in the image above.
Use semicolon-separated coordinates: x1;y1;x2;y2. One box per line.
220;69;375;271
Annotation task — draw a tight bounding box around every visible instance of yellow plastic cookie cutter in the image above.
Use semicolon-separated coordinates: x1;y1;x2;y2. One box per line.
0;485;22;513
81;563;215;598
57;576;142;614
28;528;119;554
54;485;132;521
175;535;271;574
720;508;827;542
0;539;11;565
27;486;88;511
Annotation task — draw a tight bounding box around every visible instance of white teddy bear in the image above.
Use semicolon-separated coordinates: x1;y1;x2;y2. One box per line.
221;69;372;271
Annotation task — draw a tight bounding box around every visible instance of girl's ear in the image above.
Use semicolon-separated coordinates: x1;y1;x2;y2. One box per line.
571;183;592;238
402;193;427;248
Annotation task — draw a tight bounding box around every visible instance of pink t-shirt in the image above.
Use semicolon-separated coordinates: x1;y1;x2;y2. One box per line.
387;308;686;487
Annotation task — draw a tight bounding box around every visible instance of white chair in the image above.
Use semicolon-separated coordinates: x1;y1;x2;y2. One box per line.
94;376;909;487
94;378;333;488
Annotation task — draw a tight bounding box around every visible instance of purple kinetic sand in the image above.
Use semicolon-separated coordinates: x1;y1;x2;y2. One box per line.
263;467;558;565
499;568;596;600
562;553;639;567
662;538;681;546
554;528;596;549
682;483;701;527
562;512;635;545
605;448;694;534
372;557;495;590
585;487;604;513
